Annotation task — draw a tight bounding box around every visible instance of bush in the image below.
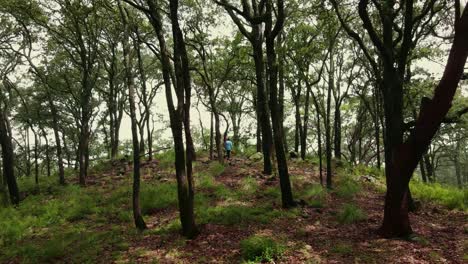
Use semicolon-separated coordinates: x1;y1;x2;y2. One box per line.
240;235;284;262
337;203;366;224
410;181;467;210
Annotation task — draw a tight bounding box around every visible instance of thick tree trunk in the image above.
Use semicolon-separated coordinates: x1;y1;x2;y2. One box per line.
265;0;294;208
253;33;273;175
380;11;468;237
0;110;19;205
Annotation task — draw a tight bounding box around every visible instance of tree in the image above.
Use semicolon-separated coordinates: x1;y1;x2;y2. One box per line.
118;0;147;230
216;0;274;175
124;0;199;238
331;0;468;237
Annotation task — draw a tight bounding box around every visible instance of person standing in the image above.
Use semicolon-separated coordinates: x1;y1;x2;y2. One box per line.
224;138;233;160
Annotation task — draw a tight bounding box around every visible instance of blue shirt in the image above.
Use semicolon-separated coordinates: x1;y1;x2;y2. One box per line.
224;140;233;151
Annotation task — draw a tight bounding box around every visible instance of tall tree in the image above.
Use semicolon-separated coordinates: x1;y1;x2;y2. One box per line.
216;0;274;175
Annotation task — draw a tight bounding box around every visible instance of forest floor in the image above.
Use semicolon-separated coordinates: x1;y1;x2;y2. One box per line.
0;152;467;263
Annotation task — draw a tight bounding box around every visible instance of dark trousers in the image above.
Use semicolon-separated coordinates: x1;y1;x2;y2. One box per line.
226;150;231;159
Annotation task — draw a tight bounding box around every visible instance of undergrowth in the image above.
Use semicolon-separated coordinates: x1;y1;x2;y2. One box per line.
240;235;285;262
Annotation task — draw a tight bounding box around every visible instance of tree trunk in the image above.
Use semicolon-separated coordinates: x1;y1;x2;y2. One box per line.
313;95;323;186
0;110;19;205
42;129;51;178
333;102;342;160
118;0;147;230
253;32;273;175
380;10;468;237
419;159;427;183
209;112;214;159
325;43;334;189
265;0;294;208
301;84;311;160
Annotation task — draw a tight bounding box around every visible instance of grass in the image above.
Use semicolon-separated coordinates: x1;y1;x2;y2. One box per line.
410;181;467;211
240;235;285;262
140;183;178;214
330;243;353;255
301;184;326;208
239;176;259;197
335;177;361;199
208;161;225;177
155;150;175;169
197;204;299;226
337;203;366;224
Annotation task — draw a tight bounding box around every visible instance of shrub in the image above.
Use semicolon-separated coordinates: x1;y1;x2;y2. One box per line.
240;235;284;262
410;181;466;210
337;203;366;224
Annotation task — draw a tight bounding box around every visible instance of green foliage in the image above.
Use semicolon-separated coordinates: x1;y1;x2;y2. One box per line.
337;203;366;224
140;183;178;214
335;177;361;199
208;161;225;177
410;181;467;210
240;235;285;262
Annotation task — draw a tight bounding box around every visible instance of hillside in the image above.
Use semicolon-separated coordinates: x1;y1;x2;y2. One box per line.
1;152;466;263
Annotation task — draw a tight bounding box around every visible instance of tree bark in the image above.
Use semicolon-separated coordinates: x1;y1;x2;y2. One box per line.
265;0;294;208
379;8;468;237
118;0;147;230
0;109;19;205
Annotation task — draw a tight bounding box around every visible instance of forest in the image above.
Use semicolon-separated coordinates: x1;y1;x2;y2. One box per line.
0;0;467;263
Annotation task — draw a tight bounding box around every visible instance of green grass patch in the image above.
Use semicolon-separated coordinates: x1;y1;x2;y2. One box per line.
198;204;299;226
240;235;285;262
301;184;326;208
410;181;467;210
140;183;178;214
335;177;361;199
155;150;175;169
337;203;366;224
239;176;259;197
208;161;225;177
330;242;353;255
